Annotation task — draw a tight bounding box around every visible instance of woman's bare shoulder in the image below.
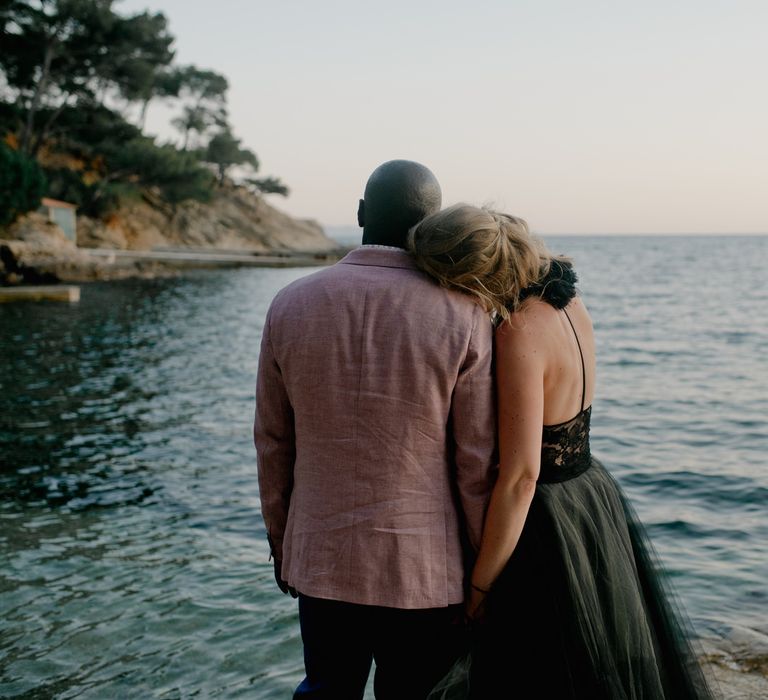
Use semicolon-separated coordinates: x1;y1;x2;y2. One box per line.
496;296;595;352
565;296;594;332
497;299;559;336
495;300;560;362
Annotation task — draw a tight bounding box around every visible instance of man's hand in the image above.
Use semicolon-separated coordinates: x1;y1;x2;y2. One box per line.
273;558;298;598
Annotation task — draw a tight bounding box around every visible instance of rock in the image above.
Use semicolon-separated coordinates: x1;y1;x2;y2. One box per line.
0;215;76;284
1;185;341;283
0;222;178;284
3;211;75;249
702;659;768;699
76;185;337;253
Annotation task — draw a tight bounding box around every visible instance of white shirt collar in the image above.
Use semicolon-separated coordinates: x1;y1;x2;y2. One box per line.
361;244;407;252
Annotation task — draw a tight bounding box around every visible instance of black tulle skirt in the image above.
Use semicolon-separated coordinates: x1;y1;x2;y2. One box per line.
430;458;715;700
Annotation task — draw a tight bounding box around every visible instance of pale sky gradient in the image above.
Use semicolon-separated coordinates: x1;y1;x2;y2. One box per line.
122;0;767;233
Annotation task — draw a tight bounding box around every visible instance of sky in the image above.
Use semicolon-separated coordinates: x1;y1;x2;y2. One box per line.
121;0;768;234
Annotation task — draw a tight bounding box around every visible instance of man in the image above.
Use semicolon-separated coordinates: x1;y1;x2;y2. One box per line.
255;160;496;699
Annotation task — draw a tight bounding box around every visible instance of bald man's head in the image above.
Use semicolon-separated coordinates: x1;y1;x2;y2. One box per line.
357;160;442;248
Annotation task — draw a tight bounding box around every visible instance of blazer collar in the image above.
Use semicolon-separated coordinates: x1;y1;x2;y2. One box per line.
338;246;419;271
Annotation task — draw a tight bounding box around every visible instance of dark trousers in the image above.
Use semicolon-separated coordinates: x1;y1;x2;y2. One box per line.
294;594;466;700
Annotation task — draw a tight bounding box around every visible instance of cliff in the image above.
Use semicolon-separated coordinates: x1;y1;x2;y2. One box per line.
76;185;337;253
1;185;342;284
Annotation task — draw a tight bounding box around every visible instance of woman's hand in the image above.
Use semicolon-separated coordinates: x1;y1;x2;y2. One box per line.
466;585;489;622
462;318;543;624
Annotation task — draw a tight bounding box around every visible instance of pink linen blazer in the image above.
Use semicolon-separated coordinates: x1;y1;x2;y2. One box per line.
254;246;497;609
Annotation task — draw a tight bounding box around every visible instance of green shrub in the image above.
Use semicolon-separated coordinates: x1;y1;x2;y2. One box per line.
0;143;47;227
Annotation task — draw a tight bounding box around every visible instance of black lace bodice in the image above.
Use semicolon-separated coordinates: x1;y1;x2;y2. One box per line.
539;406;592;483
536;302;593;484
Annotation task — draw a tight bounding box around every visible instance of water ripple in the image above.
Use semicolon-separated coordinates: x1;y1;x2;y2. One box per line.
1;238;766;697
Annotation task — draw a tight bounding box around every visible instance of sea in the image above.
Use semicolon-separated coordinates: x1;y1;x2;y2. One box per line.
0;231;766;698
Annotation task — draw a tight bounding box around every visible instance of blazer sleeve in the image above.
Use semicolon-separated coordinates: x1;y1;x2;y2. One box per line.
254;305;296;563
450;307;498;552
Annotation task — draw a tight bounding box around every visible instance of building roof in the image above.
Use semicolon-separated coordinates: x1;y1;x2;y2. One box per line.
41;197;77;210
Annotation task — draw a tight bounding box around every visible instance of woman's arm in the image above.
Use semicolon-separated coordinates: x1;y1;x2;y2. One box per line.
467;309;546;619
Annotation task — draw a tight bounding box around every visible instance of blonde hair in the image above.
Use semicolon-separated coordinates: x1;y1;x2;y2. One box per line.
408;204;552;320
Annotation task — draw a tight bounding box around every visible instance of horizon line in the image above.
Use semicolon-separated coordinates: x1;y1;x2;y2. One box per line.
321;226;768;237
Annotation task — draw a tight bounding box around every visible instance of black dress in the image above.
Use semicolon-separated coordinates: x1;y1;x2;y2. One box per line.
431;299;715;699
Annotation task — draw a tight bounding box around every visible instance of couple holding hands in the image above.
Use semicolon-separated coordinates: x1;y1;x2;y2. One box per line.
255;160;713;699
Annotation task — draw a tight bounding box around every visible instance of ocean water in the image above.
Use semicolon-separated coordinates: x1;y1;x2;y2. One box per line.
0;234;766;698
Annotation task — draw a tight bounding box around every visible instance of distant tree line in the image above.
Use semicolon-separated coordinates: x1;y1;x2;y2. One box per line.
0;0;287;224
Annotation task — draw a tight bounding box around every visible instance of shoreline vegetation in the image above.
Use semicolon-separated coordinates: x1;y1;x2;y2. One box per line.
0;0;343;286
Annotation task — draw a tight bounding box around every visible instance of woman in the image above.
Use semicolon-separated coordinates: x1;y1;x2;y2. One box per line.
409;205;714;699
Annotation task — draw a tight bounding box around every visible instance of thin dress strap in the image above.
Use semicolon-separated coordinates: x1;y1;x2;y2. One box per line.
562;308;586;412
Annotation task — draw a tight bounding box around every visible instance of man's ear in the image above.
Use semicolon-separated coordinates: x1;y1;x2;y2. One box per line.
357;199;364;228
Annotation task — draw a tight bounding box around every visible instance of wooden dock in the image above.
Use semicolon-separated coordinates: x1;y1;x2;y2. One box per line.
0;285;80;303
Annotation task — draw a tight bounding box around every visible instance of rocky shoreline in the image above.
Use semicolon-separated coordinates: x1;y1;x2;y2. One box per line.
698;623;768;699
1;186;346;285
703;659;768;699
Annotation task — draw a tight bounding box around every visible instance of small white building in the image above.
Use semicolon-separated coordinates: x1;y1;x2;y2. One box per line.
39;198;77;244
